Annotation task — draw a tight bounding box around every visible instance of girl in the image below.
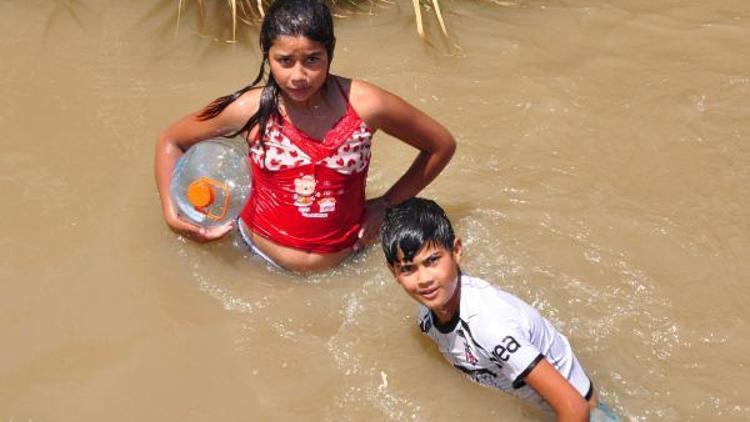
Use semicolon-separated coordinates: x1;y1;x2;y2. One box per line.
154;0;456;272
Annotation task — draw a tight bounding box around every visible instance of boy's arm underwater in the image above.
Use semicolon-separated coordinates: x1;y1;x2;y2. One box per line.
524;358;590;422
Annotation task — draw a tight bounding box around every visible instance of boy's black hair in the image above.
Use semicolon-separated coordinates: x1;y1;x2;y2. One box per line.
380;198;455;266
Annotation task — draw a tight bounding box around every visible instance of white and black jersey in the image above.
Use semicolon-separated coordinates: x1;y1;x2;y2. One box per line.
419;274;592;405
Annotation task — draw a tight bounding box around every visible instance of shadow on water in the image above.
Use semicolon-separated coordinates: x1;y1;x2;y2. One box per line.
42;0;88;42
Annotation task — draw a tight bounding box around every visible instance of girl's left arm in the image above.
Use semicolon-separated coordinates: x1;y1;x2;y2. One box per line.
352;80;456;245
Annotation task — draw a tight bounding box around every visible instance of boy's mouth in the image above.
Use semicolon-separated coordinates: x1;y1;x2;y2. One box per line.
420;286;439;301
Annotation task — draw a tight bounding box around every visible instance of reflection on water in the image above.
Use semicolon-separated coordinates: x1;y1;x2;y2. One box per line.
1;0;749;420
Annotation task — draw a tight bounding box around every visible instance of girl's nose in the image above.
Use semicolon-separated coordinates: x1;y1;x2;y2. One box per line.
290;64;307;83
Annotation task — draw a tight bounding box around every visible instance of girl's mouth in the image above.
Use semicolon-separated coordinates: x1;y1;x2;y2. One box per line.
288;86;310;95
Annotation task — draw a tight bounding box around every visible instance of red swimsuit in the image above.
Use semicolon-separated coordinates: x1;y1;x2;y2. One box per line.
239;81;374;253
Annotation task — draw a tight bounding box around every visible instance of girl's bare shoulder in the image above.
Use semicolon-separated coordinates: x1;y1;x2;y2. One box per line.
348;79;390;105
344;78;395;127
344;78;422;131
226;87;263;117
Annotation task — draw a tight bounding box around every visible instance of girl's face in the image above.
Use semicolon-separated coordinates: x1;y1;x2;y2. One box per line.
268;35;330;106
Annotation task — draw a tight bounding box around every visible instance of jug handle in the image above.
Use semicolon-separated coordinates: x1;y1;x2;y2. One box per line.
195;177;231;221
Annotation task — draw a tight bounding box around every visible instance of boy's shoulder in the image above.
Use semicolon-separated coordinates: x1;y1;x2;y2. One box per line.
460;274;524;319
418;274;528;334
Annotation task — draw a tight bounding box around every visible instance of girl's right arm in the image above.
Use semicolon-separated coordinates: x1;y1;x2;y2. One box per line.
154;91;260;242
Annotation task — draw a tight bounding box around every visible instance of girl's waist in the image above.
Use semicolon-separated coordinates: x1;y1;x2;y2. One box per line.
238;223;355;272
240;202;362;253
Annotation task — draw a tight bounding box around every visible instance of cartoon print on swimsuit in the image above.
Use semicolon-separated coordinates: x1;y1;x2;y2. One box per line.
291;177;340;217
293;175;318;207
317;196;336;213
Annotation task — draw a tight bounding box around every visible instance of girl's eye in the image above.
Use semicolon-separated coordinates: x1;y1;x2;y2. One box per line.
306;56;320;64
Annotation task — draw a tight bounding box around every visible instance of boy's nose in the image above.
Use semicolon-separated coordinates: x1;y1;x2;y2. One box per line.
416;270;433;287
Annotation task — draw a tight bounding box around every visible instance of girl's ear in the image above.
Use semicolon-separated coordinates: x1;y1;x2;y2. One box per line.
452;238;463;264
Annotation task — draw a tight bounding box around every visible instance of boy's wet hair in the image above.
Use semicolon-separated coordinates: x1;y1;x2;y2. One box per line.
380;198;455;266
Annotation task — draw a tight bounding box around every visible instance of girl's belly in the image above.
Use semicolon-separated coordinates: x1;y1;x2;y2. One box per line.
246;225;353;272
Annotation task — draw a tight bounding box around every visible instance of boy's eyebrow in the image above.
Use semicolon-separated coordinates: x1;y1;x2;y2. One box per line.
393;260;414;271
420;251;441;261
395;250;441;269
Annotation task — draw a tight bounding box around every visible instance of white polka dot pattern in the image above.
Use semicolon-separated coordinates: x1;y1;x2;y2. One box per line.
250;128;312;171
322;123;372;174
251;123;372;174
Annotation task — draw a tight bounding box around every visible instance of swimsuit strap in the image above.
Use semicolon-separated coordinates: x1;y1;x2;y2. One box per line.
332;77;349;104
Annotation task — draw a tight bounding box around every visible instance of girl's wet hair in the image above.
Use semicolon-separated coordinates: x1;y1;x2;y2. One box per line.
380;198;456;266
197;0;335;144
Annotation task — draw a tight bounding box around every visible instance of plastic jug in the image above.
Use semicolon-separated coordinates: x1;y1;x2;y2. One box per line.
170;138;251;228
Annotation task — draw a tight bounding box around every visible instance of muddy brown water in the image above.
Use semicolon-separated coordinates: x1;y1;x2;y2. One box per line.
1;1;749;420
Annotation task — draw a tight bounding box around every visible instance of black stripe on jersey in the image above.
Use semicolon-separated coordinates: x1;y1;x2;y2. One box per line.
454;364;498;379
458;319;512;370
419;313;432;333
585;379;593;401
512;353;544;389
433;309;461;333
458;319;492;357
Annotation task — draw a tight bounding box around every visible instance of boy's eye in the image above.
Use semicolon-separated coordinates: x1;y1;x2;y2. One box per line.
398;265;415;275
306;56;320;64
424;254;440;266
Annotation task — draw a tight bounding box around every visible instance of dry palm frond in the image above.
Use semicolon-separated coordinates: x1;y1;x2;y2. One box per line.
412;0;449;39
227;0;238;42
176;0;449;42
177;0;185;34
411;0;424;38
431;0;448;36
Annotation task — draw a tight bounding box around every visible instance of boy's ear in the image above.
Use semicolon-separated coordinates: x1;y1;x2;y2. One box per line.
453;237;463;264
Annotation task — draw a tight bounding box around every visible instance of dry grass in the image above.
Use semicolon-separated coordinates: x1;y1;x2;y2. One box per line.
176;0;449;42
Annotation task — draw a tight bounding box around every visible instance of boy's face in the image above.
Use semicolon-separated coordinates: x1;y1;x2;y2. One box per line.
389;239;463;312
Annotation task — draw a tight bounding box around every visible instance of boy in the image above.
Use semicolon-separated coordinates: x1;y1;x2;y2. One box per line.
380;198;619;422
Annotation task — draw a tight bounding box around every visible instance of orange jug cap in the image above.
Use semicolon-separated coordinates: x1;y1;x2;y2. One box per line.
186;179;214;208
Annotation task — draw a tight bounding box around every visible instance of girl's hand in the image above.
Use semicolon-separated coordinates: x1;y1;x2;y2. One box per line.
354;196;390;252
164;205;235;243
155;90;259;243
